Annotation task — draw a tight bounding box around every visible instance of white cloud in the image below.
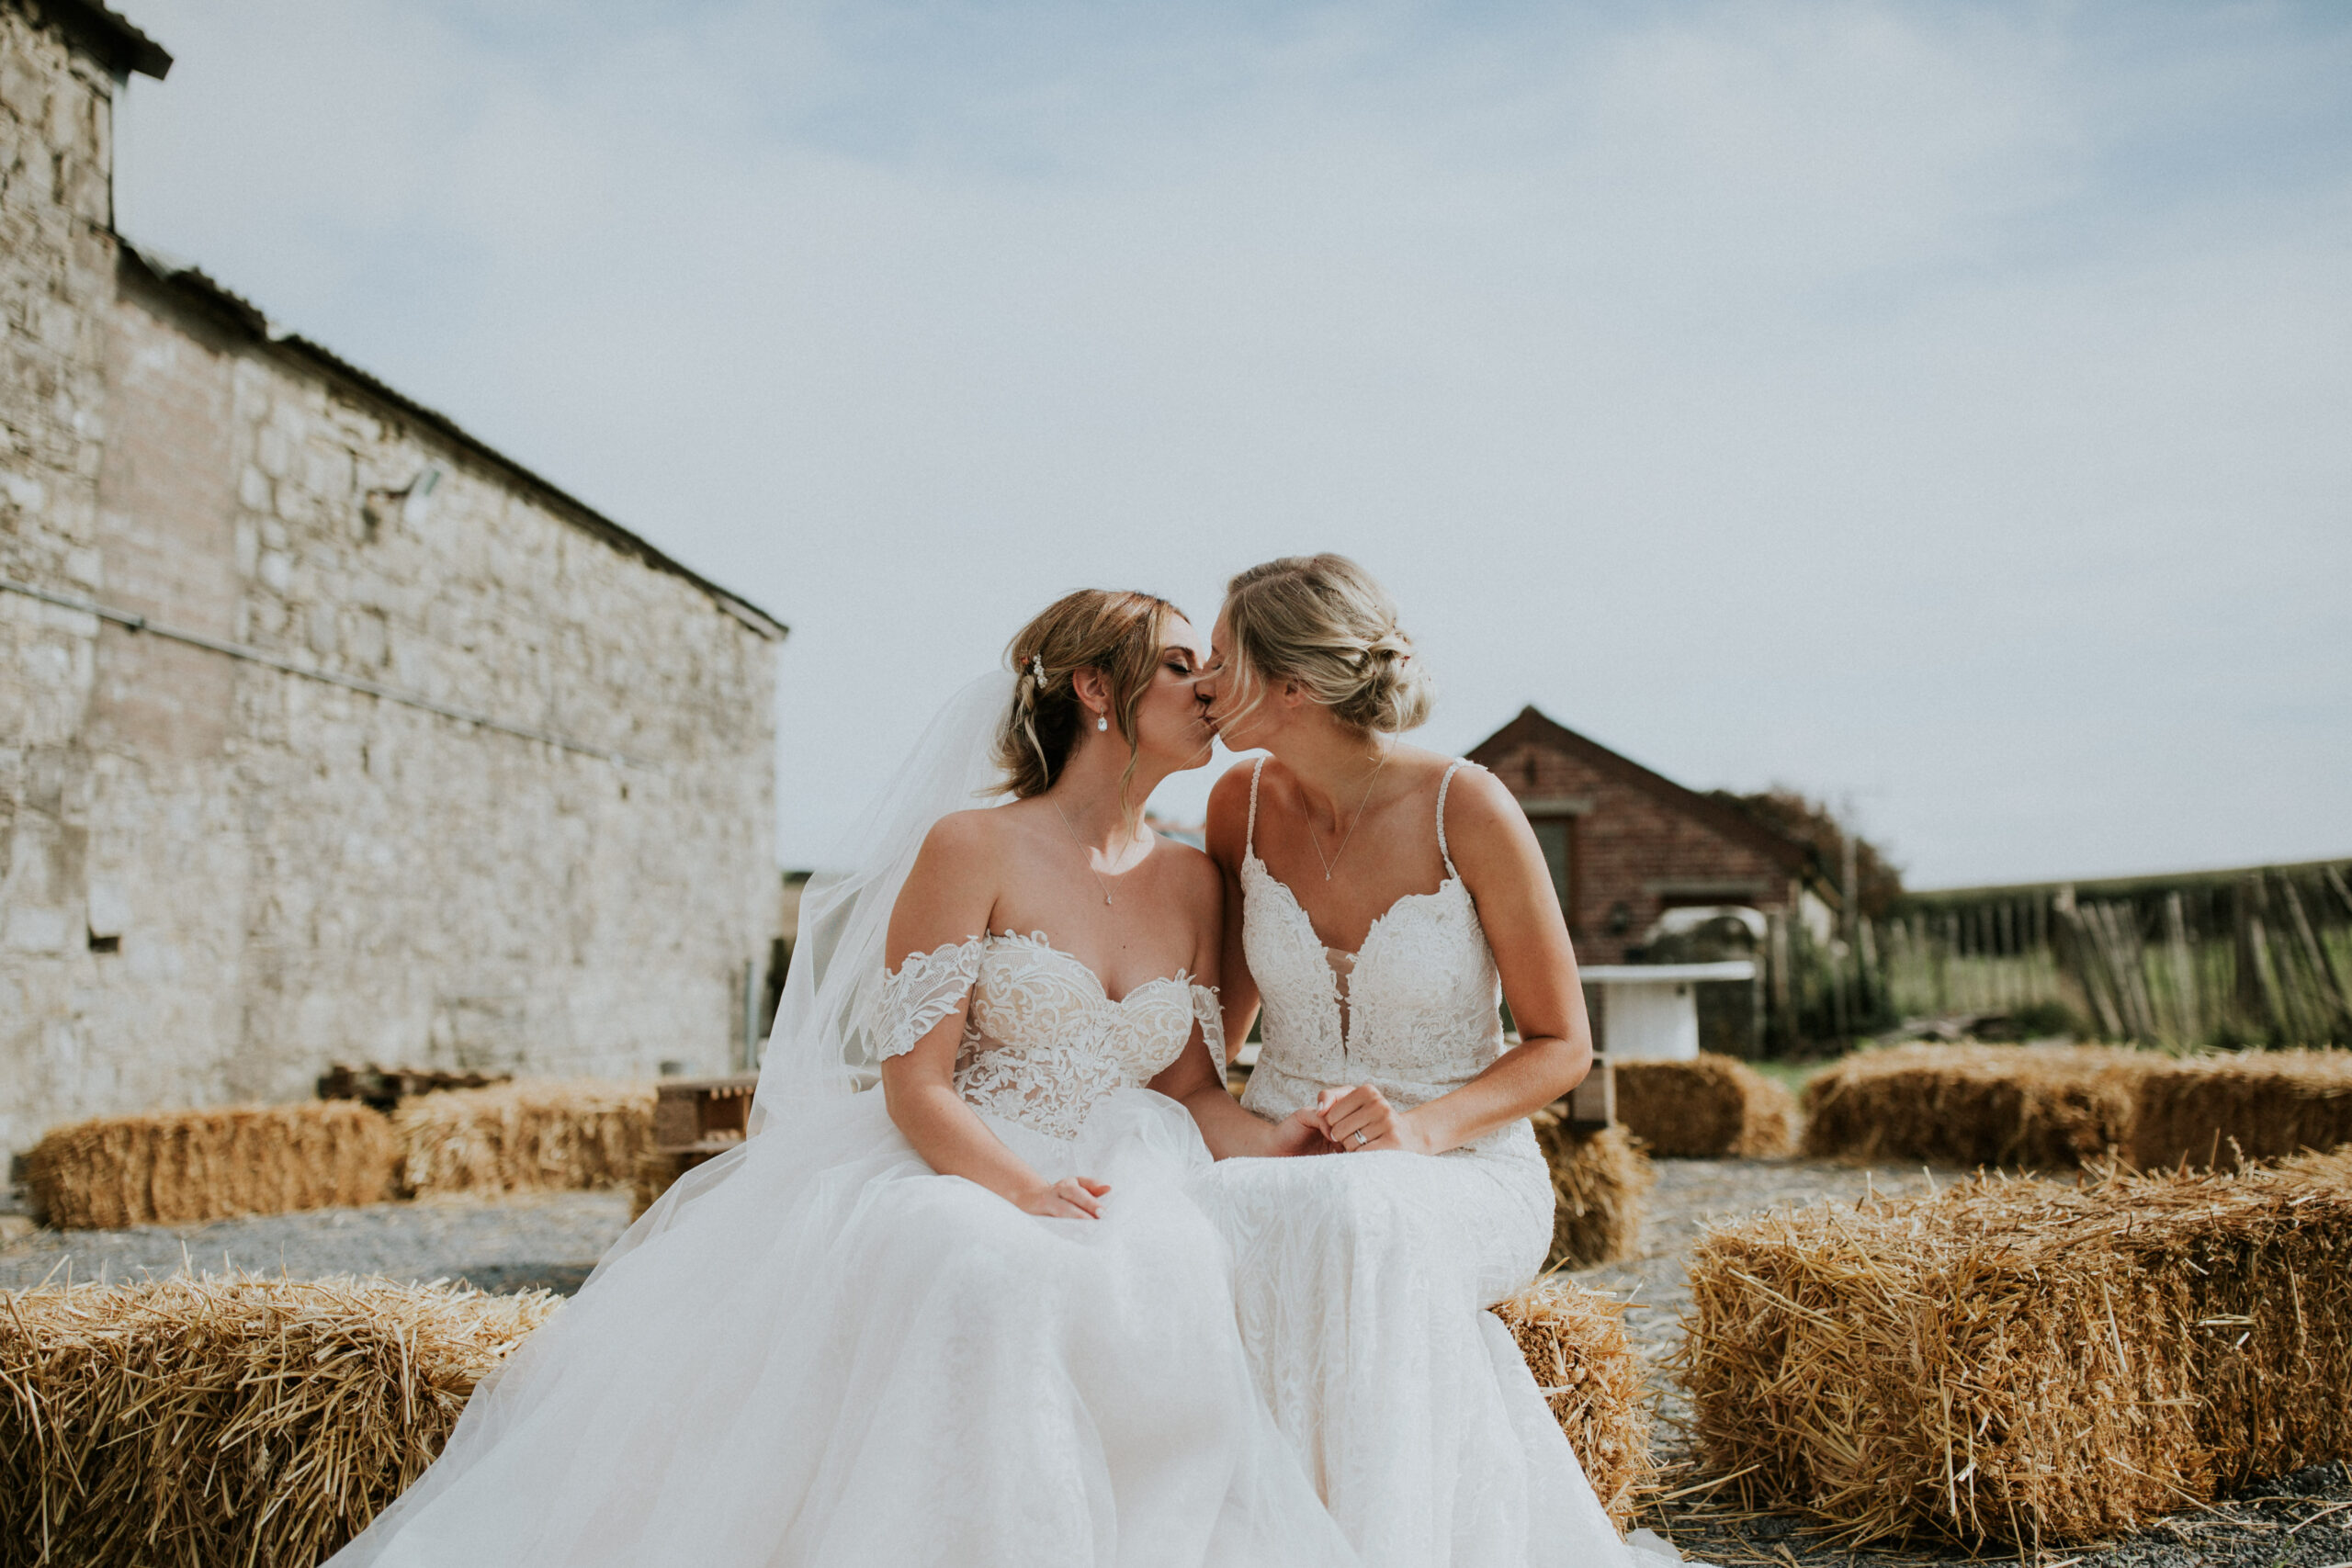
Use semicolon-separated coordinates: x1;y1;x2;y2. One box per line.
115;0;2352;883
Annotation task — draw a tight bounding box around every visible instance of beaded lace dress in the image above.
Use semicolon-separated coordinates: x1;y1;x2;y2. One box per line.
1190;758;1690;1568
326;930;1359;1566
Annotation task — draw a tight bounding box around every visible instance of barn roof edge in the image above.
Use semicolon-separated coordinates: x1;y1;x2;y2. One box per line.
1466;705;1826;887
115;241;790;643
16;0;170;79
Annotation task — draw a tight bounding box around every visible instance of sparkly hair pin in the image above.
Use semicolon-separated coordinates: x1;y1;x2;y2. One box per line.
1028;654;1046;686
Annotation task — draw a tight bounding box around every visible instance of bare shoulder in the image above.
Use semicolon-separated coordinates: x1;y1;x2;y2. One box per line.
917;805;1018;874
1433;762;1531;851
1205;759;1261;821
1153;835;1223;906
1203;758;1261;863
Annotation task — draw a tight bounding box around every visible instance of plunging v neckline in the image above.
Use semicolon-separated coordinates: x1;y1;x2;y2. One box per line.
1242;853;1471;1056
1242;853;1461;963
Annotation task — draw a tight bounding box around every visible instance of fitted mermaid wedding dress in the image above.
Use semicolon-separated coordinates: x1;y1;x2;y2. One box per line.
326;927;1358;1567
1192;759;1687;1567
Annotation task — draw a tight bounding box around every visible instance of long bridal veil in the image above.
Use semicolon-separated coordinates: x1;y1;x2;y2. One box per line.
329;661;1365;1567
590;669;1018;1279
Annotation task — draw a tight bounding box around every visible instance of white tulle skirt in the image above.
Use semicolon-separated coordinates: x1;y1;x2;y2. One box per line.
326;1089;1357;1568
1190;1122;1688;1568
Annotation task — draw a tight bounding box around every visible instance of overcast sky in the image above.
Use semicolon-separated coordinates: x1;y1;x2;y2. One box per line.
113;0;2349;888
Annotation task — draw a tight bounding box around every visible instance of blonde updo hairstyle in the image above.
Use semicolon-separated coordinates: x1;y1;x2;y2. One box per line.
1217;554;1433;735
998;589;1181;819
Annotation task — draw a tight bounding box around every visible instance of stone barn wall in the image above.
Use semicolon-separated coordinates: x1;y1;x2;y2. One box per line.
0;1;785;1156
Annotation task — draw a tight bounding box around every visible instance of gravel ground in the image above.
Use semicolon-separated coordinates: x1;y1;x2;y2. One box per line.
0;1190;635;1296
5;1160;2346;1567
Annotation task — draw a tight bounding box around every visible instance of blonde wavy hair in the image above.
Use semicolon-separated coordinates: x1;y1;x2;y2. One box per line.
1216;554;1432;735
997;590;1182;820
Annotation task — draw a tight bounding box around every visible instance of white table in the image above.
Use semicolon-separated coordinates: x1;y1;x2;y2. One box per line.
1579;962;1758;1061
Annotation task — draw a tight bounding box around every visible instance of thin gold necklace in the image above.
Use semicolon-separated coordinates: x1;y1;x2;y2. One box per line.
1310;744;1392;882
1052;797;1119;907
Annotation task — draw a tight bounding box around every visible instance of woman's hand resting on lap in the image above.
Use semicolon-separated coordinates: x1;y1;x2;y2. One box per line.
1311;1085;1433;1155
1021;1176;1112;1219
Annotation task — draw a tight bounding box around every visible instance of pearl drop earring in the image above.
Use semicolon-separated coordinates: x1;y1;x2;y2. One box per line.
1097;716;1108;732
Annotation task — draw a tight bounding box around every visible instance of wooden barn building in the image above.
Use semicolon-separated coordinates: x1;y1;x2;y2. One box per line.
1468;707;1837;969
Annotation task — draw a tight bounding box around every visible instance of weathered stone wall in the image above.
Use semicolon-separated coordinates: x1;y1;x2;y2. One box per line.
1;4;782;1155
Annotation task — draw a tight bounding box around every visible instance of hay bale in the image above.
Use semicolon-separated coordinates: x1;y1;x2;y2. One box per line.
21;1102;400;1229
2130;1049;2352;1168
1798;1043;2155;1168
1676;1151;2352;1549
392;1079;655;1199
1531;1111;1653;1267
0;1274;557;1568
1491;1278;1652;1530
1614;1055;1797;1158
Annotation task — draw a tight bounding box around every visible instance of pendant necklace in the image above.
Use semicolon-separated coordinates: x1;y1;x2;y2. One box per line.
1311;742;1392;882
1052;797;1119;907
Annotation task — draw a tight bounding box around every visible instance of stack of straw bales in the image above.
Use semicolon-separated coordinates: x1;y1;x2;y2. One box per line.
2132;1049;2352;1168
1530;1110;1653;1267
1677;1151;2352;1549
20;1103;400;1228
391;1080;656;1199
1614;1055;1798;1158
0;1275;1646;1562
0;1275;557;1568
1491;1278;1651;1530
1799;1043;2154;1168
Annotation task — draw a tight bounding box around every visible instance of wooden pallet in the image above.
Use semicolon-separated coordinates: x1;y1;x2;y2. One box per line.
634;1074;760;1217
1560;1056;1614;1130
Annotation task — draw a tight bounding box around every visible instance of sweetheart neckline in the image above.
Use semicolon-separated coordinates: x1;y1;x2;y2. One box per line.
984;930;1195;1009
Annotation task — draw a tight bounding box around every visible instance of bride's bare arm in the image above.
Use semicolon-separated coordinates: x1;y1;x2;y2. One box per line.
1314;766;1593;1156
1203;762;1262;1057
1148;818;1330;1160
877;814;1108;1219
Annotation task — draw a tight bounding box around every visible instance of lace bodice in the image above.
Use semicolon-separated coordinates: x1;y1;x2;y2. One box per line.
1239;759;1527;1156
875;931;1218;1140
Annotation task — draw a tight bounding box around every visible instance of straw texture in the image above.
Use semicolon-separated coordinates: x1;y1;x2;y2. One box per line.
1798;1043;2155;1168
391;1080;656;1199
1531;1111;1653;1267
1491;1278;1652;1530
1676;1151;2352;1550
20;1104;400;1229
1614;1055;1798;1158
0;1275;558;1568
2131;1049;2352;1168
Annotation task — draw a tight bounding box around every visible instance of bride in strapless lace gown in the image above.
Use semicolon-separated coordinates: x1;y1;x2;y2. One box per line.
323;592;1354;1568
1176;556;1693;1568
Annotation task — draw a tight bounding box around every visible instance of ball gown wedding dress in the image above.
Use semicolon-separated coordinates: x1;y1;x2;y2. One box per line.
324;675;1357;1568
1192;758;1689;1568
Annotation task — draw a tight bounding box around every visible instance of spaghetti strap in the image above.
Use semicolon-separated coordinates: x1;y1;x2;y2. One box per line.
1435;760;1465;878
1246;756;1266;859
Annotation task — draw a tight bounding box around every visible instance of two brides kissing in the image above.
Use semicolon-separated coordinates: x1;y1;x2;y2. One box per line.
329;554;1693;1567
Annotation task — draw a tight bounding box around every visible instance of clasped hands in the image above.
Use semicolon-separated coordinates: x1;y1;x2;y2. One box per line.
1273;1084;1432;1156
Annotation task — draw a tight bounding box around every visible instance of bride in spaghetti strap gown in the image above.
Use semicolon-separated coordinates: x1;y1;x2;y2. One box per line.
323;592;1355;1568
1170;556;1693;1568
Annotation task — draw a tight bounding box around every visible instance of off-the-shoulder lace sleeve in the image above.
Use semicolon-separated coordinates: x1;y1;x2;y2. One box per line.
873;938;984;1061
1189;982;1225;1061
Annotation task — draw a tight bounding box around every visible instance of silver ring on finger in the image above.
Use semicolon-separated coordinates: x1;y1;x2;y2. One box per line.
1351;1131;1368;1147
